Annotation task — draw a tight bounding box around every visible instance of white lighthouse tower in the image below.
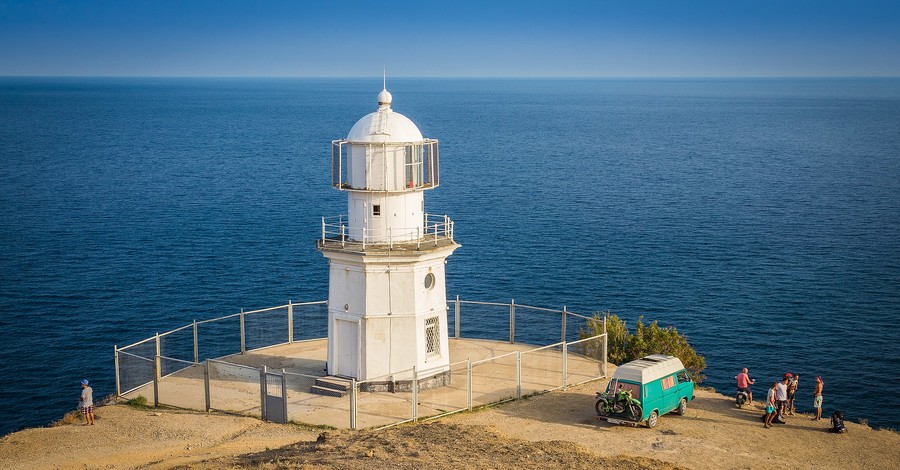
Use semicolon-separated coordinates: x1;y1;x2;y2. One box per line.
318;85;458;390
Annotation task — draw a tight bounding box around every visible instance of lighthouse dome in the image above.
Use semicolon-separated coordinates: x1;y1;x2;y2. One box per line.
346;90;424;143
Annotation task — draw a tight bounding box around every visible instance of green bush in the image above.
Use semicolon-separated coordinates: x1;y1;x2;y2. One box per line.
126;395;151;409
579;312;706;383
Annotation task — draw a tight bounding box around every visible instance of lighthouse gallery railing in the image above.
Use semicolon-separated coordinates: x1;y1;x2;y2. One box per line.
318;213;454;250
114;298;607;430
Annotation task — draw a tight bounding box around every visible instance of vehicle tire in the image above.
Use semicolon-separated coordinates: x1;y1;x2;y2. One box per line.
647;410;659;428
677;397;688;416
595;399;611;417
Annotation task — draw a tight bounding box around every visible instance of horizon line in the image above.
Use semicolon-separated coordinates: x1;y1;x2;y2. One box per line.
2;74;899;80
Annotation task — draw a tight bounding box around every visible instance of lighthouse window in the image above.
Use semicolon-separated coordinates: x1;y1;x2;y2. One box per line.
372;205;381;216
424;272;435;289
405;144;423;188
425;317;440;358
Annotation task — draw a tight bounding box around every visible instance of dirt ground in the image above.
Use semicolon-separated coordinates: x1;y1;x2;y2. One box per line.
1;384;898;469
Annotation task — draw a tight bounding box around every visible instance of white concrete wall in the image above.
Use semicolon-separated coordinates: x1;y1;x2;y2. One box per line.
347;190;424;243
322;246;457;381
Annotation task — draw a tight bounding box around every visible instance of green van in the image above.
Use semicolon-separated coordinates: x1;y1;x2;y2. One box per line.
595;354;695;428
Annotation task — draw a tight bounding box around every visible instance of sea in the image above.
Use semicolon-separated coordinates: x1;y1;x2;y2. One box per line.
1;77;898;436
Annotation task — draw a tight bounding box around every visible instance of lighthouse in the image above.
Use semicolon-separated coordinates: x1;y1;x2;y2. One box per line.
317;85;458;390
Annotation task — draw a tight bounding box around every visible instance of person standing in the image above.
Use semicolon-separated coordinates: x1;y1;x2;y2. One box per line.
813;376;824;421
776;375;790;419
736;368;756;404
80;379;94;425
764;382;778;428
787;373;799;415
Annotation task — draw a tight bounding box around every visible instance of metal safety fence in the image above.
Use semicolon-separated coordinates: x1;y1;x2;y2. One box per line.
114;298;607;430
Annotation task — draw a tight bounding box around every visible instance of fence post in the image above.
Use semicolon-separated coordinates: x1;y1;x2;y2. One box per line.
454;295;460;339
412;366;419;422
467;359;473;411
350;379;358;430
281;368;288;423
260;365;267;421
193;320;199;364
204;360;211;412
287;300;294;344
240;308;246;354
516;351;522;399
114;345;121;398
509;299;515;344
153;333;160;407
562;306;567;344
562;340;568;390
602;316;608;378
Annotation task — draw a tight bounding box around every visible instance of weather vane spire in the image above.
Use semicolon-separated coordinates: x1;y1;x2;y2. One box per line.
383;68;387;91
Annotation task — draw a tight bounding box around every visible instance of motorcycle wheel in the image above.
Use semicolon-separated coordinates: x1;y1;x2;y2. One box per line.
628;404;643;422
595;399;611;417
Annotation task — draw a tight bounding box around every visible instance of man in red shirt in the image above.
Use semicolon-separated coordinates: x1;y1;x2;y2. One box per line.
736;368;756;404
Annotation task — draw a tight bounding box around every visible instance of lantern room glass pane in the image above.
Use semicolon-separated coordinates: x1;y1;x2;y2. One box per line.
405;144;424;188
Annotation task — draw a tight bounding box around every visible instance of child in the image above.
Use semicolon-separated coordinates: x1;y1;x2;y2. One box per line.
764;382;778;428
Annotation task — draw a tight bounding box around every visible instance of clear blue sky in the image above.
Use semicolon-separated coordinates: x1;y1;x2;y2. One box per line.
1;0;898;77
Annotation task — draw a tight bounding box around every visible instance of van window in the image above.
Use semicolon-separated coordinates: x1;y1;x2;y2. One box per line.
677;371;690;383
661;375;676;390
607;380;641;400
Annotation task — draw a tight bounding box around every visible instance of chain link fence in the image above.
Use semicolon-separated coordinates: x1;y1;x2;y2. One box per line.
114;298;607;430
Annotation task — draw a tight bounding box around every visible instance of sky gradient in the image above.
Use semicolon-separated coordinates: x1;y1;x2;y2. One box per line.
1;0;899;77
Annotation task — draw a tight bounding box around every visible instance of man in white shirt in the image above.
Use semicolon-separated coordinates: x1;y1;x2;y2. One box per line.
775;375;790;419
80;379;94;426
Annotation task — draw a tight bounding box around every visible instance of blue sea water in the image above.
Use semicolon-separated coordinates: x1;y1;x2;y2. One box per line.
1;77;899;435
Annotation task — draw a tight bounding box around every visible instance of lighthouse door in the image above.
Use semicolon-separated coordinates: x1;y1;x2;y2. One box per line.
335;319;358;378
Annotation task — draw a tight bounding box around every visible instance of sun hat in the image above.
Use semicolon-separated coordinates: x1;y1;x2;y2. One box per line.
81;379;89;386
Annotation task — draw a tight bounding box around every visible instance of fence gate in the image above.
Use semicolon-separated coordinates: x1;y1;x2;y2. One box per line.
261;366;288;424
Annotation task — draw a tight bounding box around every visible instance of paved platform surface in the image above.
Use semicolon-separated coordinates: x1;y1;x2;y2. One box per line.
125;337;607;429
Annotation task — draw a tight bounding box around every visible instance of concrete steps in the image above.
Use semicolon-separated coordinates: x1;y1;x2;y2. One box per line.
310;376;352;397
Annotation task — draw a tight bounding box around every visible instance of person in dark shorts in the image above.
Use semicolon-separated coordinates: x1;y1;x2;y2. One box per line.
776;374;790;419
80;379;94;425
736;368;755;404
787;373;799;415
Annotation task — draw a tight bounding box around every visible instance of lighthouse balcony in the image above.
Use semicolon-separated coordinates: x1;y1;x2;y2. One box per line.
318;213;455;252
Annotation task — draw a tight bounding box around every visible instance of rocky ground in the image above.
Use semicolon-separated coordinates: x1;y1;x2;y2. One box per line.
1;384;897;469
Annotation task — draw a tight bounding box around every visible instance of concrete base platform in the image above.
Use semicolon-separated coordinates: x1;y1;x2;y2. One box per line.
125;337;606;429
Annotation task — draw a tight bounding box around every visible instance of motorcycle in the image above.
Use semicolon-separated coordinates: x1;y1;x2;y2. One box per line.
736;389;750;408
595;384;643;422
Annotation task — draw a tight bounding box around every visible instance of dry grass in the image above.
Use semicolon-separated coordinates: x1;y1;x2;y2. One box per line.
50;409;83;427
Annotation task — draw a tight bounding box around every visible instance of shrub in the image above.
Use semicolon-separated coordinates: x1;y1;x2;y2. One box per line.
126;395;151;409
579;312;706;383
